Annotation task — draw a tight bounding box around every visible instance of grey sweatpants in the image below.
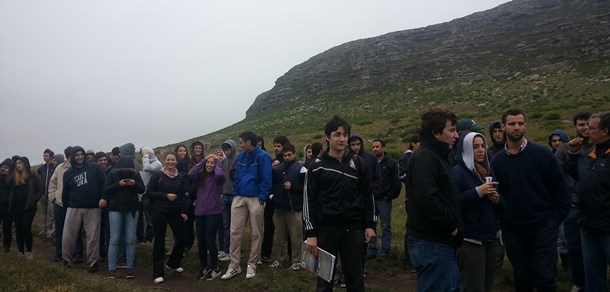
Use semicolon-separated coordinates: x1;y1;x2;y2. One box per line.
62;208;101;267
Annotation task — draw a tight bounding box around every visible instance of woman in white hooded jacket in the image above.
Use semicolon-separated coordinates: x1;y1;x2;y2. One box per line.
137;147;162;244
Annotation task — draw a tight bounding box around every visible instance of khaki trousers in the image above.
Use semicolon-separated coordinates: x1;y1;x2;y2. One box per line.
272;210;303;264
229;196;264;268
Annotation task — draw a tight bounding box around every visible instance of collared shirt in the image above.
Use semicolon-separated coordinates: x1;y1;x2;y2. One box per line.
504;138;528;155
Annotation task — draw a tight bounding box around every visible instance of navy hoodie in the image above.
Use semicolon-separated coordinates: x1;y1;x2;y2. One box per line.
62;146;106;208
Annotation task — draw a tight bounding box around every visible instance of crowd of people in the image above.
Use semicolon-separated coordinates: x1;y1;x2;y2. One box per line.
0;108;608;292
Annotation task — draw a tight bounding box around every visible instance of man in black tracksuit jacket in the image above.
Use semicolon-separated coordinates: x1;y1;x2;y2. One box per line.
303;115;376;292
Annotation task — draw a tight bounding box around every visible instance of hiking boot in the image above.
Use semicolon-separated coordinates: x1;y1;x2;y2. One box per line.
221;266;242;280
88;261;99;273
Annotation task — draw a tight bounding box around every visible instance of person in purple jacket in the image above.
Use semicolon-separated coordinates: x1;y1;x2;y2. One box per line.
189;154;225;281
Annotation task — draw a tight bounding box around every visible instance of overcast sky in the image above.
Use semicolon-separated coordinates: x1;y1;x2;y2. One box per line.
0;0;510;164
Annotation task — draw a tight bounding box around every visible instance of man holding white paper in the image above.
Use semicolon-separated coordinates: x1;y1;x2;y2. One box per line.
303;115;376;292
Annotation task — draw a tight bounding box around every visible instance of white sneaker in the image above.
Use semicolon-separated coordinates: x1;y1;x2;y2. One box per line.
166;264;184;273
221;266;242;280
246;264;256;279
218;251;227;257
219;254;231;262
289;262;302;271
153;277;164;284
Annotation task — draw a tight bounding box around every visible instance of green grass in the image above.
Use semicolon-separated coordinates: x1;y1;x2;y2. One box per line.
0;196;604;291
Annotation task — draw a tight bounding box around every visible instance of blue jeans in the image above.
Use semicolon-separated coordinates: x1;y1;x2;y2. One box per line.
581;229;610;291
221;195;233;253
368;199;392;256
564;207;585;287
408;235;460;292
108;211;138;270
196;214;222;270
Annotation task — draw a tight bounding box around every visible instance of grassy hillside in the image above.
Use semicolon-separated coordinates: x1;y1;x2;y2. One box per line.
160;0;610;156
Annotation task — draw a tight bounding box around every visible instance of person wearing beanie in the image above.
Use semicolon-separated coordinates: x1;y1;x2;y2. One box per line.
86;149;95;162
102;156;145;279
0;158;14;253
119;143;142;171
487;120;506;159
8;156;43;259
53;154;65;165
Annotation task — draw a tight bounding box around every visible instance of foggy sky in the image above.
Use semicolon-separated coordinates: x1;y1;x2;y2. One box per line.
0;0;510;164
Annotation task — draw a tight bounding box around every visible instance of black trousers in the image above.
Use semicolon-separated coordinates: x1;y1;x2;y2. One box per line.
261;200;275;257
12;209;36;253
317;228;365;292
152;209;186;279
0;208;12;251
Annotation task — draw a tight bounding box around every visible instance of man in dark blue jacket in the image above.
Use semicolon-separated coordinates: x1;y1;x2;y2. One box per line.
367;139;400;260
491;109;570;292
566;111;610;291
61;146;106;273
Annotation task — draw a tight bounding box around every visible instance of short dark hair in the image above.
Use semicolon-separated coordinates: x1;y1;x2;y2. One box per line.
283;143;295;154
64;146;73;159
409;134;421;150
592;111;610;133
573;112;592;125
311;142;323;157
324;115;351;139
372;139;386;147
419;108;457;140
239;131;258;147
501;108;525;124
94;152;107;162
44;149;54;157
273;135;290;146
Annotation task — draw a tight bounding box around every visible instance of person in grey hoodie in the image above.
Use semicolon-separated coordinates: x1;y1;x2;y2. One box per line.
218;139;238;261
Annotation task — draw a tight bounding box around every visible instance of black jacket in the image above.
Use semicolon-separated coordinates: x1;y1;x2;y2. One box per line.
406;139;463;247
145;172;189;215
8;173;43;211
103;168;145;213
272;160;305;212
303;151;375;237
375;153;401;201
